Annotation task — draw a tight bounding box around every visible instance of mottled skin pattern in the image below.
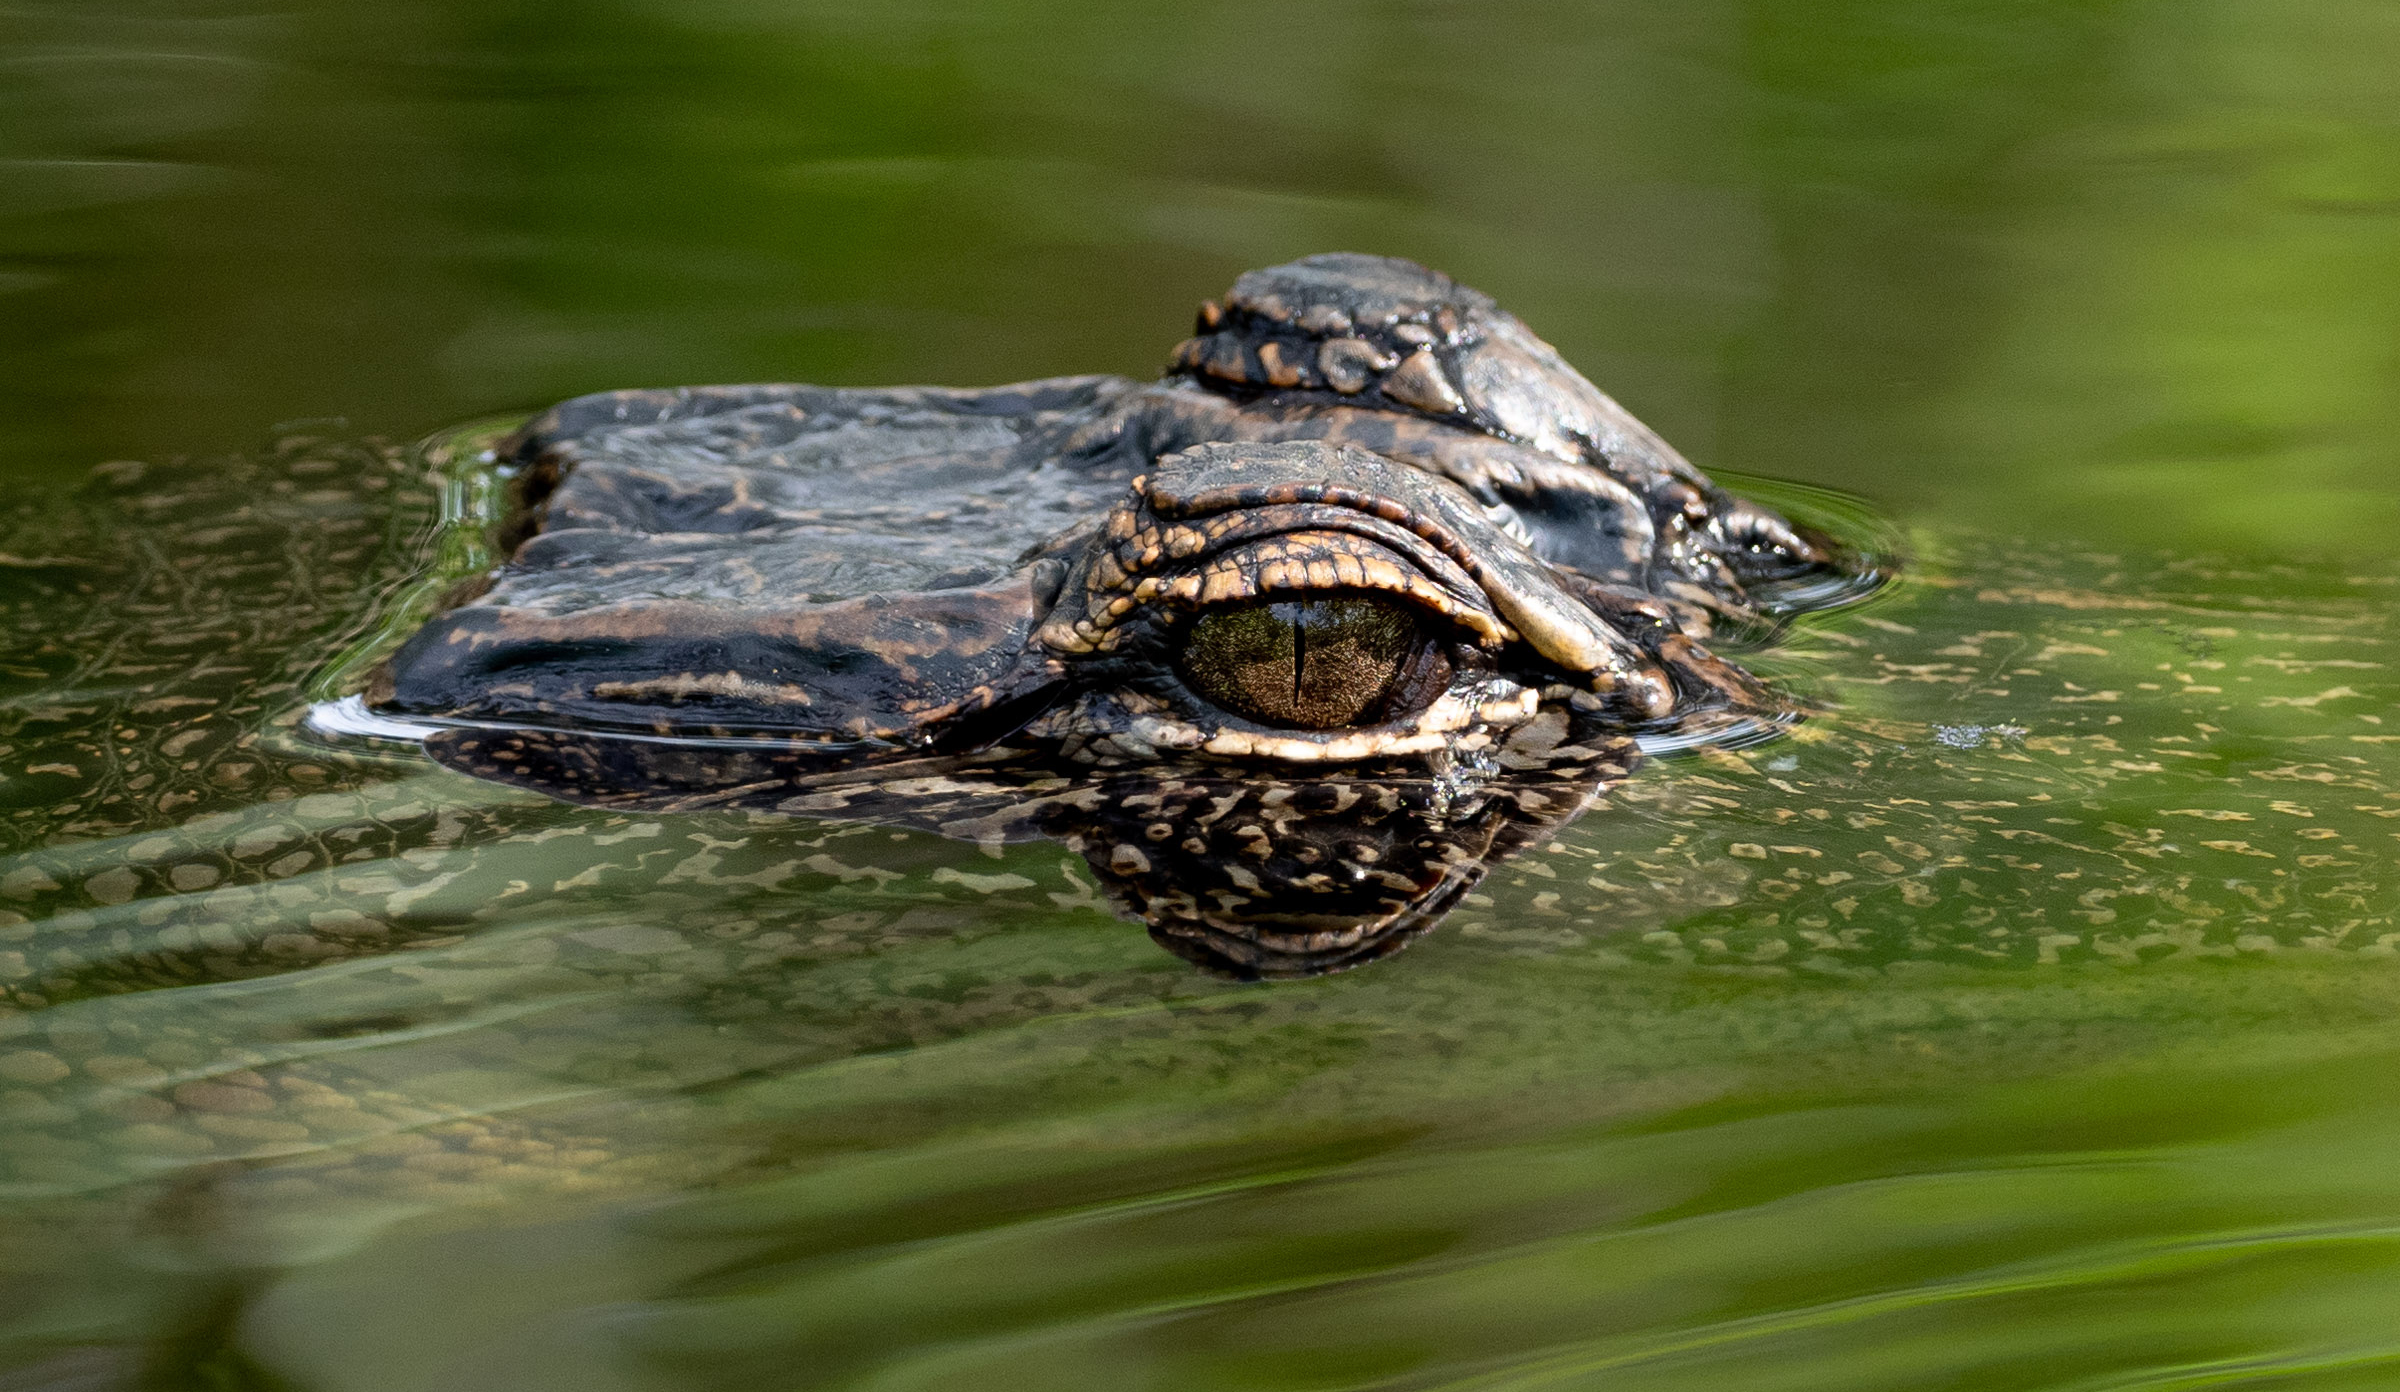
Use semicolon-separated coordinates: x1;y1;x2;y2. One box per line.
371;255;1869;975
1147;254;1823;618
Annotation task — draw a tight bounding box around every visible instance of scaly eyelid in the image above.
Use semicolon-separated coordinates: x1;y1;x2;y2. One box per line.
1039;524;1510;659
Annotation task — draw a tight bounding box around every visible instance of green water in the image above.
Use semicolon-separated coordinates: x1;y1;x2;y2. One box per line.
5;1;2400;1388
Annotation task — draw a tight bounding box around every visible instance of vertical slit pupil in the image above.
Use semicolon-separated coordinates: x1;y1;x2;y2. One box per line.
1292;618;1306;707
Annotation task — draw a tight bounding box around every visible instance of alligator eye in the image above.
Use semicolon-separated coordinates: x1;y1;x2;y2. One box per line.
1179;595;1425;730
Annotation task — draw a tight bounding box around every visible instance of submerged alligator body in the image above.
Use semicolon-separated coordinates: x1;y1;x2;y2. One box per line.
366;254;1874;976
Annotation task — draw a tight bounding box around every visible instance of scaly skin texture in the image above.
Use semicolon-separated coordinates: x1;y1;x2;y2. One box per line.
369;254;1873;975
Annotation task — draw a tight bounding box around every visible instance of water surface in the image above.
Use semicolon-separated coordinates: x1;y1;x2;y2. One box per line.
5;2;2400;1389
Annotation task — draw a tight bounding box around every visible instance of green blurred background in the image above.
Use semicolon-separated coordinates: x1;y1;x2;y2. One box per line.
6;0;2397;554
6;4;2400;1390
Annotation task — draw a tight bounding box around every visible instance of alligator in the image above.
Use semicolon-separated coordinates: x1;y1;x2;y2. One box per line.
364;253;1872;976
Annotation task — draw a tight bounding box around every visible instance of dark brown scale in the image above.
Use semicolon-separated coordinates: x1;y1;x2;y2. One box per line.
1201;336;1252;385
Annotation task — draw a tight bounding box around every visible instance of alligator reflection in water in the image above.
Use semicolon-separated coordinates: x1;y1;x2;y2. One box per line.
379;723;1637;977
345;254;1875;974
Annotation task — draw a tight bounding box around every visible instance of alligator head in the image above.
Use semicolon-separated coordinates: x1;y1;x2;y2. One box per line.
354;254;1877;977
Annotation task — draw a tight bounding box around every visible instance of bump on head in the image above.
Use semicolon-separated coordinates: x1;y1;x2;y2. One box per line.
1168;254;1497;410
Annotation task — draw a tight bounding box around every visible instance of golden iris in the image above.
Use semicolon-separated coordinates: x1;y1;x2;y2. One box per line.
1180;595;1419;729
